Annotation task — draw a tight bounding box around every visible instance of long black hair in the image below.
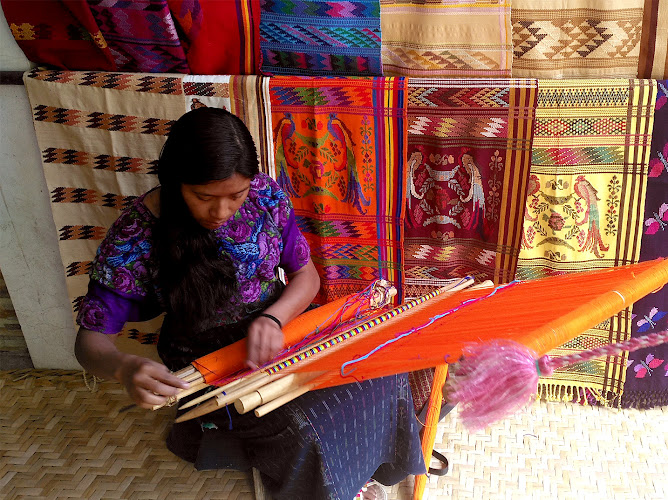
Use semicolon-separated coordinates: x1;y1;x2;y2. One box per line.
155;107;260;330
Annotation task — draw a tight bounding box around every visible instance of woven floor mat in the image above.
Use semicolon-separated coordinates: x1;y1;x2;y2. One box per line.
1;370;666;500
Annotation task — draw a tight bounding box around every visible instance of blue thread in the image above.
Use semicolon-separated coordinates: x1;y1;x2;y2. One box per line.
339;281;519;377
535;360;542;377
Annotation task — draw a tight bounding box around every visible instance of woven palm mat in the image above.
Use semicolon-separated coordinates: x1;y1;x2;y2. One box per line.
1;371;666;500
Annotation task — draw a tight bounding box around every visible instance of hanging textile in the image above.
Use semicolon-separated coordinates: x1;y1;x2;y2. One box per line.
638;0;668;78
622;81;668;408
1;0;116;70
183;75;275;178
168;0;261;75
404;79;538;298
23;69;188;358
381;0;512;78
517;79;657;406
512;0;644;78
86;0;189;73
259;0;382;76
269;76;408;302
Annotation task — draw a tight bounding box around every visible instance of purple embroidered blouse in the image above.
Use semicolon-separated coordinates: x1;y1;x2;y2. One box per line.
76;173;310;335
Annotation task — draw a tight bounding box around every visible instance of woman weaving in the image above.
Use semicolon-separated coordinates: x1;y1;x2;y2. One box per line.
74;108;425;499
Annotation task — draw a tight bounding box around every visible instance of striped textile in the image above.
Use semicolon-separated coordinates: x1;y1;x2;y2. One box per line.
622;81;668;408
23;69;188;356
168;0;261;75
183;75;275;178
381;0;513;78
269;76;408;302
1;0;116;70
512;0;644;78
404;79;538;298
87;0;189;73
517;79;657;406
259;0;382;76
638;0;668;78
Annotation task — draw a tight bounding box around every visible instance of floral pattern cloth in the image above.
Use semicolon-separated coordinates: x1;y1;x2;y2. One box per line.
76;173;310;337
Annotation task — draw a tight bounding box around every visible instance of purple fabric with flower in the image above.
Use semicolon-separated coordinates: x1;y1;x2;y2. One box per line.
76;173;310;334
621;81;668;408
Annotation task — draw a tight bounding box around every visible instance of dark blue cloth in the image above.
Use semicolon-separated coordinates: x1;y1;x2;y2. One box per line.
167;374;426;499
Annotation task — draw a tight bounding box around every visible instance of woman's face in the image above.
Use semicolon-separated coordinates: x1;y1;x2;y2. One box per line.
181;173;252;230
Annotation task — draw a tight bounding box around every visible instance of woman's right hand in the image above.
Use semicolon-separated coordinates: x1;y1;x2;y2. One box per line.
115;355;190;409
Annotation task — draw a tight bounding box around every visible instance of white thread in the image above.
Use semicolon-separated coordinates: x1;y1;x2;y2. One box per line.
612;290;626;304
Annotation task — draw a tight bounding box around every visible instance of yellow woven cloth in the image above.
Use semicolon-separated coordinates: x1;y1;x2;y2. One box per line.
512;0;644;78
381;0;512;77
517;79;657;406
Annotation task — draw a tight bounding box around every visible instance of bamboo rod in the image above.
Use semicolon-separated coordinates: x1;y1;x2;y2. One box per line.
254;384;314;418
175;372;278;422
234;372;325;414
178;370;269;411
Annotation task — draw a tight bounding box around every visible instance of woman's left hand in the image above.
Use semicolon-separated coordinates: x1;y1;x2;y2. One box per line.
246;315;285;368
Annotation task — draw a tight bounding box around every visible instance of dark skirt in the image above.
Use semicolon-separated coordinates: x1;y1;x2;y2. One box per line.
167;374;426;500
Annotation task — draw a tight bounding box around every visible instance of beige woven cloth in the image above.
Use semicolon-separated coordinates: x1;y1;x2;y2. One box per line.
512;0;644;78
638;0;668;78
1;369;665;499
381;0;513;78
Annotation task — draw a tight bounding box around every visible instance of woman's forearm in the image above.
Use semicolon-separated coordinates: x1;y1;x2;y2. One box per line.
264;259;320;326
74;328;132;382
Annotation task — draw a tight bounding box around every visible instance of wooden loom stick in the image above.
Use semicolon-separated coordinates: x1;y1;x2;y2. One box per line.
414;280;492;500
414;364;448;500
177;371;264;411
175;372;283;423
235;372;325;414
254;383;317;418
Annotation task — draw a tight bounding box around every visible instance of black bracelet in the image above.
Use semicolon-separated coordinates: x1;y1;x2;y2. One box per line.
259;313;282;329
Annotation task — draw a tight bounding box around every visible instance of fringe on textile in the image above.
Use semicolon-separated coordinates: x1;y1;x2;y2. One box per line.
536;383;623;408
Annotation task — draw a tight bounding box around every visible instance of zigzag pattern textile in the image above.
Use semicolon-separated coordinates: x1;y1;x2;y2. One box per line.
404;79;538;298
86;0;189;73
259;0;382;76
381;0;513;78
23;69;189;354
269;76;408;303
1;0;117;70
512;0;644;78
517;79;657;407
168;0;261;75
622;81;668;409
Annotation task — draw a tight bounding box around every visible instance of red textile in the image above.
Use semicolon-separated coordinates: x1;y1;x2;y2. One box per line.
168;0;261;75
2;0;116;70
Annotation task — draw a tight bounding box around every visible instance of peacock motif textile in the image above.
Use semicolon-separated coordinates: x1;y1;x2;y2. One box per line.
381;0;513;78
622;81;668;409
168;0;261;75
23;69;189;357
512;0;644;79
1;0;117;70
517;79;657;406
638;0;668;79
86;0;189;73
404;79;538;298
269;76;408;303
183;75;275;178
259;0;382;76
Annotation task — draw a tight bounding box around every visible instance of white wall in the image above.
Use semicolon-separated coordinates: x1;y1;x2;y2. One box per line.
0;4;79;368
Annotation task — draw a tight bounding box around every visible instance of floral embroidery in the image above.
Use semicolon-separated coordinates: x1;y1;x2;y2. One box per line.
80;174;309;332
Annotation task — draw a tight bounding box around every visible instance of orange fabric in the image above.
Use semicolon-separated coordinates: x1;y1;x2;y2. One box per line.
192;292;374;384
277;259;668;390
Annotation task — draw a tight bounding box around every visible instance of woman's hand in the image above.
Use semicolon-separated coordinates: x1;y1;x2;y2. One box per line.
246;316;285;368
115;355;190;409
